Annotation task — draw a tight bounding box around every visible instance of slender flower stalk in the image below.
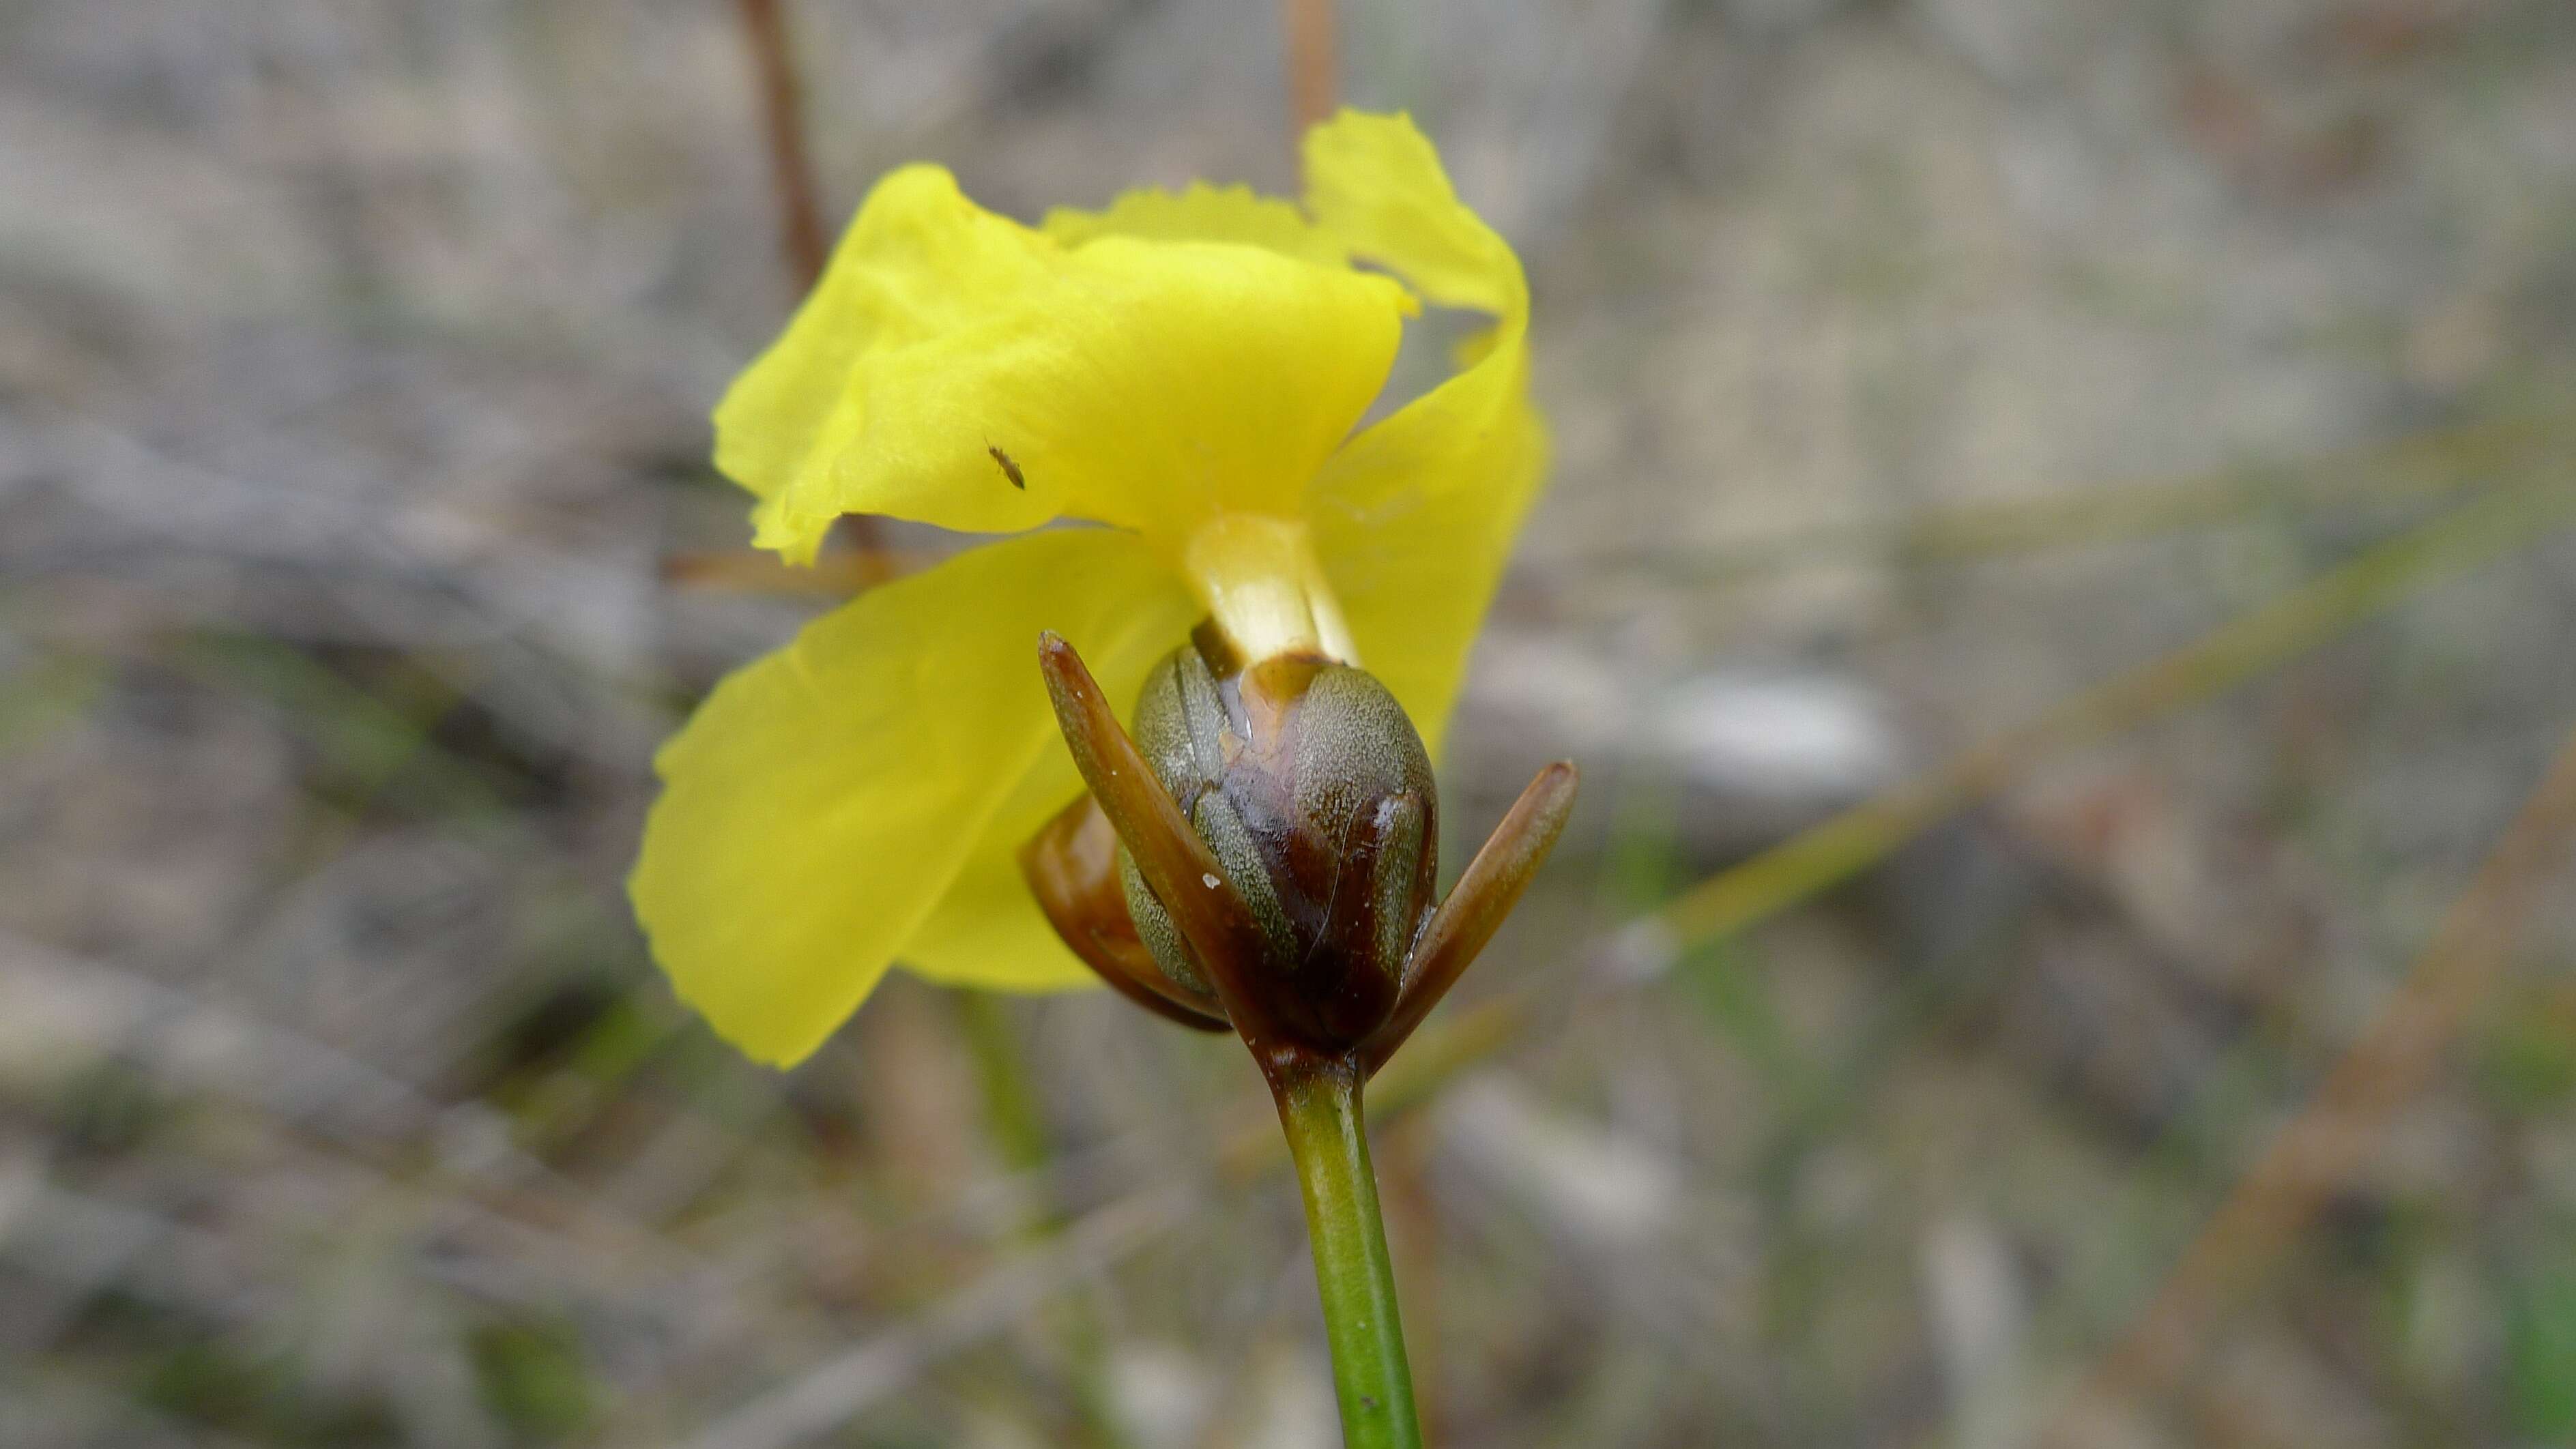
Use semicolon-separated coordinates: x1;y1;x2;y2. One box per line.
732;0;827;291
1279;1062;1419;1447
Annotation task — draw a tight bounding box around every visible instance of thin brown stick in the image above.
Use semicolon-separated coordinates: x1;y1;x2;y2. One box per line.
2041;717;2576;1446
727;0;888;566
661;547;911;596
1280;0;1340;137
734;0;829;292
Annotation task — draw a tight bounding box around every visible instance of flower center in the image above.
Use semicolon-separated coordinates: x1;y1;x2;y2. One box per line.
1181;514;1358;667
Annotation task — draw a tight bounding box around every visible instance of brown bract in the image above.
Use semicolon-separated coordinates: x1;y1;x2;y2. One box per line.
1020;795;1228;1032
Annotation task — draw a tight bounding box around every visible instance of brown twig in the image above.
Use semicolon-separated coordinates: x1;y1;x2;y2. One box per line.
727;0;888;566
1280;0;1340;137
2041;716;2576;1446
734;0;829;292
660;546;910;596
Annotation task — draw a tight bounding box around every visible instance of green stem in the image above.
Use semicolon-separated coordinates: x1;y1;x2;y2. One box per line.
1274;1059;1423;1449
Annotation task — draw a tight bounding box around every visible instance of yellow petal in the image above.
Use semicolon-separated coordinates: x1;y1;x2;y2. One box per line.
1311;391;1546;758
719;166;1058;562
1301;112;1545;755
1041;181;1348;269
629;528;1195;1066
1302;111;1524;317
715;166;1412;561
897;750;1097;992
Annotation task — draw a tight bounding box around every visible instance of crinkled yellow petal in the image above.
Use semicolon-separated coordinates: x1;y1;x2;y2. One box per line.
628;528;1194;1066
718;166;1056;561
1302;111;1525;317
1041;181;1348;269
1301;111;1544;755
714;165;1413;561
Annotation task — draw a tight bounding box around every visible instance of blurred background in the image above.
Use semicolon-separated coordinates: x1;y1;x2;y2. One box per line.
5;0;2575;1444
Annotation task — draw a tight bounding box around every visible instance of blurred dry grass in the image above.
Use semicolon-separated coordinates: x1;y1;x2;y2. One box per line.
5;1;2576;1446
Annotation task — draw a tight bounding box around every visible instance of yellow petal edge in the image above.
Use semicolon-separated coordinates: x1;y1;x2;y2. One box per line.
630;530;1192;1065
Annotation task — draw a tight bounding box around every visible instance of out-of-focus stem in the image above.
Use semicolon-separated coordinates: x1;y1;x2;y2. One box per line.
952;992;1052;1185
951;993;1134;1449
733;0;828;291
729;0;886;566
1280;0;1340;136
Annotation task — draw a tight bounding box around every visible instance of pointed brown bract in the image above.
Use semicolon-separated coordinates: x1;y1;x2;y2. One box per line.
1020;794;1228;1031
1038;632;1296;1061
1362;760;1578;1074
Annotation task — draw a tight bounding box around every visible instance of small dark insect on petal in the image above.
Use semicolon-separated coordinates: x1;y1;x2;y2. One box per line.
987;445;1026;490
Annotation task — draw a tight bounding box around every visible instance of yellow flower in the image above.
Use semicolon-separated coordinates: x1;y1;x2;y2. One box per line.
630;111;1546;1066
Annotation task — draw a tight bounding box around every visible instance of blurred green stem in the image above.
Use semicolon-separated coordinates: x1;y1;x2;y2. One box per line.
953;991;1053;1184
1275;1060;1421;1449
951;992;1128;1448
